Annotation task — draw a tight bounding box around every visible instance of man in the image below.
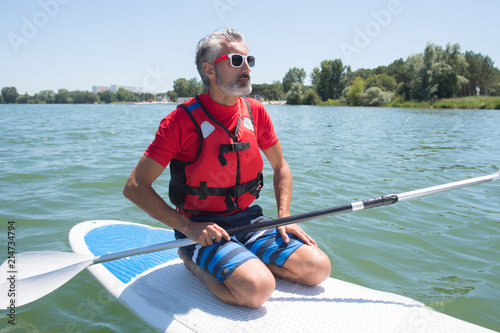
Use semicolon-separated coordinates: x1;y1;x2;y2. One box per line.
123;28;330;308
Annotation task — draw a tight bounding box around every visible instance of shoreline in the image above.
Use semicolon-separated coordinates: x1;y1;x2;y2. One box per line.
2;96;499;110
319;95;500;110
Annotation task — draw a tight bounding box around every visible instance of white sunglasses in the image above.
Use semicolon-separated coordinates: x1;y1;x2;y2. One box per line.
213;53;256;68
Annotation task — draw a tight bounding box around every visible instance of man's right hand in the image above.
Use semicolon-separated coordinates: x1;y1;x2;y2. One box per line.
185;221;231;247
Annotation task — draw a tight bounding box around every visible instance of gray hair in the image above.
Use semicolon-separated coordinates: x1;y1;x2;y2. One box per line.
195;28;247;90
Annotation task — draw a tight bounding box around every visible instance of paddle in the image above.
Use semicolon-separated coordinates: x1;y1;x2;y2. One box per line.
1;170;498;309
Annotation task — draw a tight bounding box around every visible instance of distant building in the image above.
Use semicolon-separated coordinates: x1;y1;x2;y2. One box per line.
110;85;143;93
92;86;110;94
92;85;144;94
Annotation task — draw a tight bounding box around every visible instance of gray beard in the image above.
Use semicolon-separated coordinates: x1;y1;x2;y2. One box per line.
215;69;252;96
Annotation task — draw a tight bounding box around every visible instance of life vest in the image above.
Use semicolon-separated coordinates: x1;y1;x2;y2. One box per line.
169;95;264;216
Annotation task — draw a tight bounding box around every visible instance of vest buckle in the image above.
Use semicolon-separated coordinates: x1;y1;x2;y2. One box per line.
249;173;264;198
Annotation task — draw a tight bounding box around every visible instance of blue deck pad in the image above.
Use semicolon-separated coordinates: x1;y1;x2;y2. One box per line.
85;224;179;284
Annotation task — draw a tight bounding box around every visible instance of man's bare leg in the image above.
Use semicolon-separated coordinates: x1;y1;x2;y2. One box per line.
178;249;275;308
266;245;331;286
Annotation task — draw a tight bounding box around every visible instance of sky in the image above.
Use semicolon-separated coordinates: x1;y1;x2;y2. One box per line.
1;0;499;95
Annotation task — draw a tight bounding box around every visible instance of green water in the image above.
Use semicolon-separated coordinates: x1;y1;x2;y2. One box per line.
0;104;499;332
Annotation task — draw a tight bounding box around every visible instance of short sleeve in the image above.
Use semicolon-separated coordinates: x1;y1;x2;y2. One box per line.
248;99;279;150
144;107;199;167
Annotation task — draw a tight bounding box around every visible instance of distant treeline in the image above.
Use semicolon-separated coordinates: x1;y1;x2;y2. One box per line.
1;43;499;108
278;42;500;107
0;77;205;104
0;87;158;104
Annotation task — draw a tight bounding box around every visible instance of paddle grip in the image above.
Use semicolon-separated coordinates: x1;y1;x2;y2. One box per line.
362;194;398;209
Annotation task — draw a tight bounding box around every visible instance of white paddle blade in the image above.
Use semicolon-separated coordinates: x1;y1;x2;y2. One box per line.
0;251;93;309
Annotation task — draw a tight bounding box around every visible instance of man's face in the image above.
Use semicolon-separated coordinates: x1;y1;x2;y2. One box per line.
214;41;252;96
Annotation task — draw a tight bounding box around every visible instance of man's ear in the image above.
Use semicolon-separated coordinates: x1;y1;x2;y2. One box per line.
203;62;216;79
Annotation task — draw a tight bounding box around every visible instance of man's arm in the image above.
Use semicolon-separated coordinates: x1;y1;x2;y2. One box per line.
123;155;229;246
262;143;317;246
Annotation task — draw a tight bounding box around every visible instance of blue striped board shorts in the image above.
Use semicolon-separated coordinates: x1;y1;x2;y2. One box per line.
175;205;304;283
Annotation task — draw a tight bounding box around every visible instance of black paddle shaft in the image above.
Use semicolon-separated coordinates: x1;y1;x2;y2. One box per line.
226;194;398;236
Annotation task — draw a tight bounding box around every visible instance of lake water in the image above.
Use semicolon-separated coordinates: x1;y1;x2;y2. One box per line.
0;103;499;332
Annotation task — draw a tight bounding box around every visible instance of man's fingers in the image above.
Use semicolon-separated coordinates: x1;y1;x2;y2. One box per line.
278;225;318;246
205;225;230;245
278;227;290;243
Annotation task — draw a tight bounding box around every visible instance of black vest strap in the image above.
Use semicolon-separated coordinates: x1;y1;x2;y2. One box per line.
170;172;262;200
218;142;251;166
170;172;263;214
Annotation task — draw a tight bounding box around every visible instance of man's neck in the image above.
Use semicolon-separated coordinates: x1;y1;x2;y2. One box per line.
208;86;238;106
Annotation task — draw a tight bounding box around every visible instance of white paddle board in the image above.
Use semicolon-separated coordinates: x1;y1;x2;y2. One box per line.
69;220;493;332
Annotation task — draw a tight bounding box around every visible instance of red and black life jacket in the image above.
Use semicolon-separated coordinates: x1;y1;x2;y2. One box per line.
169;95;264;216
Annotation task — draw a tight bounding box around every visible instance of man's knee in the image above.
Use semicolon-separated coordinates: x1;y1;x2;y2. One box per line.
226;260;275;308
241;276;275;308
303;249;331;286
289;246;331;286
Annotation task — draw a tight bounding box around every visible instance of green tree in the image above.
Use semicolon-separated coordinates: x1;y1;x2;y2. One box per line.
315;59;347;101
365;73;397;92
489;68;500;96
446;44;468;77
116;88;135;102
360;87;394;106
386;58;406;85
282;67;306;93
1;87;19;103
310;67;320;88
98;90;116;103
401;43;468;101
252;81;284;101
346;77;365;106
188;78;205;96
86;91;99;103
421;43;455;100
373;65;388;75
17;92;31;103
349;68;373;81
285;82;303;105
173;78;204;97
71;90;83;103
251;83;266;100
36;90;55;103
400;53;424;100
173;78;189;97
302;88;320;105
140;92;155;102
268;81;285;101
71;90;99;103
166;90;177;102
463;51;496;96
439;43;468;98
55;89;70;103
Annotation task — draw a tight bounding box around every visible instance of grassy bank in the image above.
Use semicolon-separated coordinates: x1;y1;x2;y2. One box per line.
319;96;500;109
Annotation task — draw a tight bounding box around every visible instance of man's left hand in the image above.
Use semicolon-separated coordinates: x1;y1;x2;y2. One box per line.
277;224;317;246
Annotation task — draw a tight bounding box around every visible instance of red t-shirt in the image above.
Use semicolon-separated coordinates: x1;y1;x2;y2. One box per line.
145;92;279;167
